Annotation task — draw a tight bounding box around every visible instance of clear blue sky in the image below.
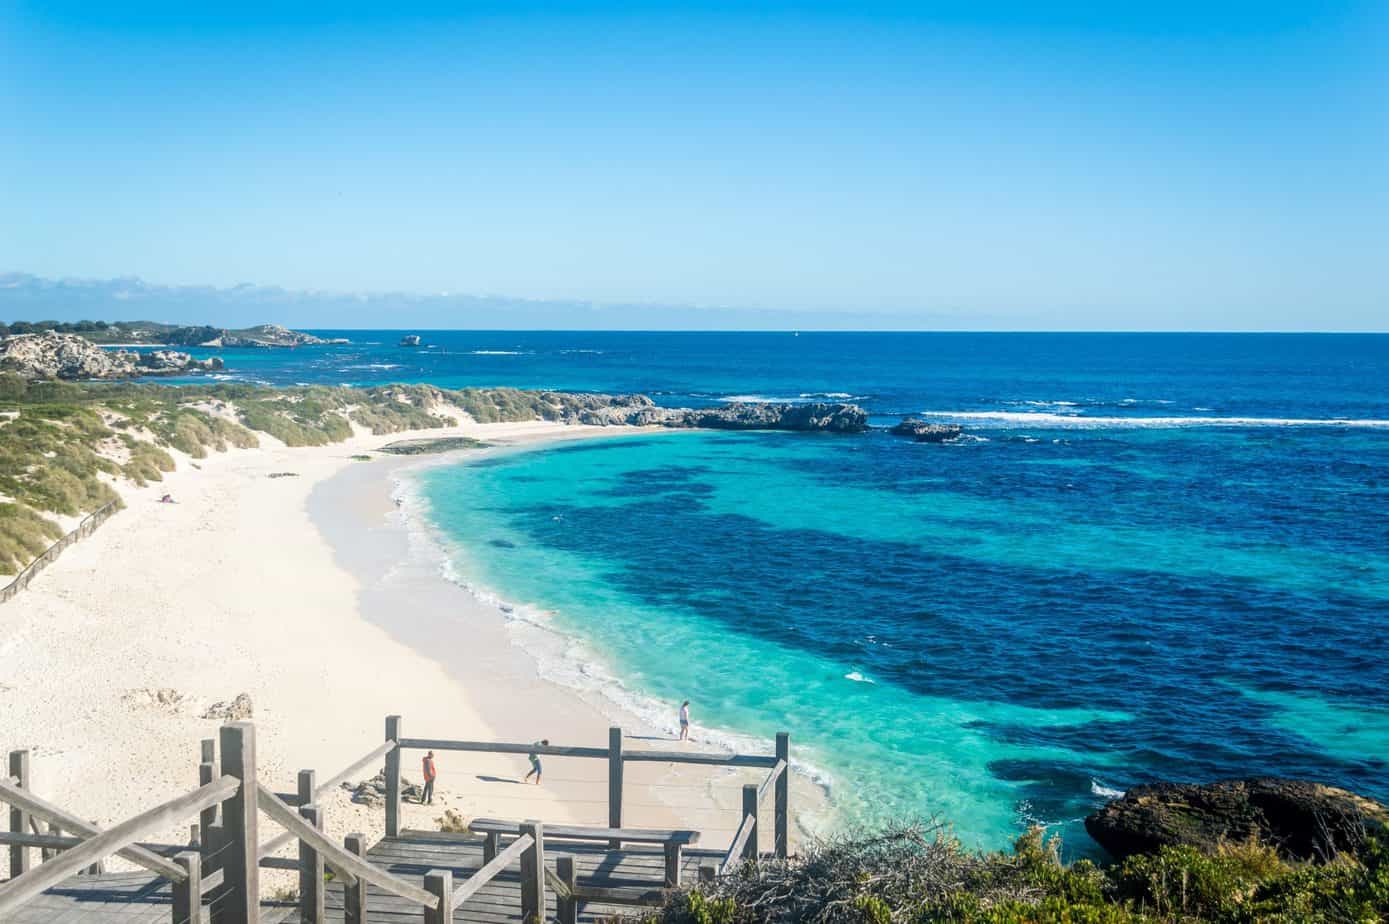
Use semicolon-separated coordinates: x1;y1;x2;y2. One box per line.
2;1;1386;330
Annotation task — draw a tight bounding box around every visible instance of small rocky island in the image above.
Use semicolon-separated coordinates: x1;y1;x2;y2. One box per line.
889;417;963;442
0;331;223;379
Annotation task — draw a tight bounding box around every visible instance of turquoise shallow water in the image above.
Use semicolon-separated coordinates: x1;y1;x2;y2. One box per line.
416;422;1389;856
183;330;1387;856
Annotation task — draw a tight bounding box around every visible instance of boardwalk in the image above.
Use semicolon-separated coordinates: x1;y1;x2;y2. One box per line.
2;719;788;924
14;831;709;923
5;870;295;924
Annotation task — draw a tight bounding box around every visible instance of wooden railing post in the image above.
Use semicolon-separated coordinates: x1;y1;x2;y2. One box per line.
343;833;367;924
297;770;316;808
8;749;30;879
775;731;790;859
298;804;325;924
483;831;499;864
41;821;58;863
556;856;577;924
423;869;451;924
664;840;683;888
607;727;623;849
199;760;221;867
199;736;221;908
384;716;402;838
741;784;758;861
172;850;203;924
219;722;260;924
518;820;545;923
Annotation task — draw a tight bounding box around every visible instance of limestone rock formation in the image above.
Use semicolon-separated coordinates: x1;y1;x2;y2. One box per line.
0;332;223;380
888;418;963;442
344;770;423;806
1085;778;1389;862
214;324;331;348
202;692;254;721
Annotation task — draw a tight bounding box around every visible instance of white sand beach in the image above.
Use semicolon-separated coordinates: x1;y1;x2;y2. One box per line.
0;416;810;878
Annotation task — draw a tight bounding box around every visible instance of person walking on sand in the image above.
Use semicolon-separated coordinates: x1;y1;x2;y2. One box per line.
679;701;691;741
421;751;437;805
524;739;549;785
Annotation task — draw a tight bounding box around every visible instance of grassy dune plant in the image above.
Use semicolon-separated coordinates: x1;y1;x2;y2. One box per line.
0;377;635;576
652;825;1389;924
0;503;67;574
0;379;551;573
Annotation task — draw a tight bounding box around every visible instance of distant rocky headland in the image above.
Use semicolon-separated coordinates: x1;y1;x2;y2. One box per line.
0;319;344;348
0;331;223;380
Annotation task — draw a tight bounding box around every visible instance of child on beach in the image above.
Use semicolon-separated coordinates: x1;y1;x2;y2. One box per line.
679;701;691;740
524;739;549;784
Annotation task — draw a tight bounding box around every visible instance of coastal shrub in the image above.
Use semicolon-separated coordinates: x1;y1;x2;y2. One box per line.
148;408;260;457
447;386;553;423
0;503;65;574
0;372;27;401
349;396;445;433
122;437;175;485
648;826;1389;924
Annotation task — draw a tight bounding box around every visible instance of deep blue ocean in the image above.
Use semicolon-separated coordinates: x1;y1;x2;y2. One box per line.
161;332;1389;854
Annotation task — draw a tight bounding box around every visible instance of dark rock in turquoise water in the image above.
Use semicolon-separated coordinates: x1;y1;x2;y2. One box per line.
683;401;869;432
889;418;963;442
1085;778;1389;861
572;396;869;432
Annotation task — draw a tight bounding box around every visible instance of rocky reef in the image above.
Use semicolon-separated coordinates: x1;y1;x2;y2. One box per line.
1085;777;1389;862
563;394;869;432
889;418;963;442
0;331;223;380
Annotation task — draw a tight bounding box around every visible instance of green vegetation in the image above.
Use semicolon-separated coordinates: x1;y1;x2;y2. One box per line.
0;380;516;575
651;825;1389;924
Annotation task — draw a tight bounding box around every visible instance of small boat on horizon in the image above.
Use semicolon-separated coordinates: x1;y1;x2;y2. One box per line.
399;334;421;347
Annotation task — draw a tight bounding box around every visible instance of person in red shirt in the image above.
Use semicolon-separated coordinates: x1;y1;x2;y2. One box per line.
421;751;437;805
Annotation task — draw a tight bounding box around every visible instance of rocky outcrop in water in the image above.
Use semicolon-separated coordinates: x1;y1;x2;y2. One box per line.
566;394;869;432
889;418;963;442
0;332;223;380
209;324;335;348
1085;778;1389;862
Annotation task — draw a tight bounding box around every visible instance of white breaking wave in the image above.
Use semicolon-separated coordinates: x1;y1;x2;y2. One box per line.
1091;779;1125;799
720;392;864;404
918;411;1389;429
844;672;875;684
468;350;529;355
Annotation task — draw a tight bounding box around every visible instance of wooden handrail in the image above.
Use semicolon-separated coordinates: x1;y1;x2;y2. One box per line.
757;759;787;802
720;814;756;875
0;775;238;916
0;777;188;882
255;784;437;908
399;738;610;759
544;865;573;900
257;739;398;859
0;832;195;854
624;750;779;768
449;833;532;911
397;735;778;767
315;739;397;797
